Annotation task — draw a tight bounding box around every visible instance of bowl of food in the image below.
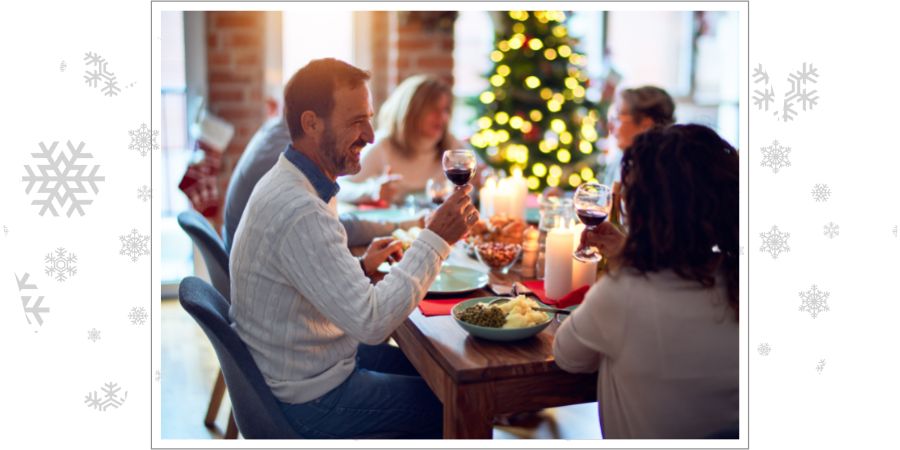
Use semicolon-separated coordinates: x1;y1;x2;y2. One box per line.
452;295;552;341
475;242;522;274
466;215;526;257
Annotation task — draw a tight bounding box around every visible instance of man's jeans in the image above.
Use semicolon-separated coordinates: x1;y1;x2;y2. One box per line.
278;343;443;439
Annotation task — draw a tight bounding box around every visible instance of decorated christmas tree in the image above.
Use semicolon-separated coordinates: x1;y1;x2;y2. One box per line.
469;10;602;191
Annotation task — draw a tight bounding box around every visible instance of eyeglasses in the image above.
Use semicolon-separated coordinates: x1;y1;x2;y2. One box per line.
607;111;632;124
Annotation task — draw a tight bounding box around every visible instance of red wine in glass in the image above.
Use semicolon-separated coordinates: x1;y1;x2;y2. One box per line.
576;209;608;226
445;167;473;187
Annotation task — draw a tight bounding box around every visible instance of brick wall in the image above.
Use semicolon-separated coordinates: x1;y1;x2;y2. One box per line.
205;11;268;227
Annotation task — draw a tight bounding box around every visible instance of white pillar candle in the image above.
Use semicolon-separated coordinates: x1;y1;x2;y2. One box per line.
545;222;575;299
509;169;528;221
571;224;598;289
493;178;511;218
479;177;496;218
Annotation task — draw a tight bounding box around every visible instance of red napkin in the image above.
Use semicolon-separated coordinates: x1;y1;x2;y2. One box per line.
520;280;590;309
418;294;480;317
356;199;390;210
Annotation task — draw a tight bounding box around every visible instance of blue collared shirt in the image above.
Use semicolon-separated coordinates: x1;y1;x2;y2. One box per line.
282;145;340;203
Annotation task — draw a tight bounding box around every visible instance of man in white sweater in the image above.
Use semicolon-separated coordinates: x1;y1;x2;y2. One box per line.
230;58;478;439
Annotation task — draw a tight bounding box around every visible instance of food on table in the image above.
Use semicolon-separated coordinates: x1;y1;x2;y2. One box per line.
455;295;548;329
467;215;526;247
475;242;522;270
496;295;548;329
456;303;506;328
391;226;422;251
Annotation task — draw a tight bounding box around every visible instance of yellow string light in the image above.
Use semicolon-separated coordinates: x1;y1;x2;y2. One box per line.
543;48;558;60
509;116;524;129
557;149;571;163
538;140;551;153
520;121;533;133
568;173;582;187
470;133;486;148
539;88;553;100
513;22;525;34
509;34;525;50
552;25;567;38
497;129;510;142
527;176;540;190
479;91;495;104
580;167;594;180
579;140;593;154
524;76;541;89
549;164;562;177
529;109;543;122
550;119;566;133
572;86;585;98
497;64;511;76
490;50;504;62
547;99;561;112
528;38;543;51
477;117;492;129
490;74;505;87
498;40;510;52
494;112;509;125
532;163;547;177
547;176;560;187
564;77;579;90
560;131;573;145
558;45;572;58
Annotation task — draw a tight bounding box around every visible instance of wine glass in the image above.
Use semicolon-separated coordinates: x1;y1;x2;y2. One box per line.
442;149;477;189
572;182;611;263
426;177;452;206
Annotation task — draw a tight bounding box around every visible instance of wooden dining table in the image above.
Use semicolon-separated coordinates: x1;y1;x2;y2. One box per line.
382;243;598;439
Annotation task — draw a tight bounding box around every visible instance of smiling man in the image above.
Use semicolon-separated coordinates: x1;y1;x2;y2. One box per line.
229;58;478;439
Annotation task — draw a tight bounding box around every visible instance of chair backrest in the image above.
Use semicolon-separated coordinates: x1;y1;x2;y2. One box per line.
178;277;301;439
177;210;231;301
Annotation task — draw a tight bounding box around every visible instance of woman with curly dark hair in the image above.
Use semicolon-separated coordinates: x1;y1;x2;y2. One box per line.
553;124;739;439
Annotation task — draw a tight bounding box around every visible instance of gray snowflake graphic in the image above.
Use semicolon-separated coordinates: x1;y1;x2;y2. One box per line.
3;225;8;236
760;140;791;174
154;369;160;383
119;229;149;262
758;343;771;356
782;63;819;122
799;284;830;319
84;382;127;411
811;184;831;202
129;123;160;157
87;328;101;343
16;273;48;327
137;185;151;202
893;225;897;237
22;141;105;217
128;306;148;326
760;225;790;259
45;247;77;282
816;359;826;374
752;64;775;112
824;222;839;239
60;60;67;72
83;52;120;97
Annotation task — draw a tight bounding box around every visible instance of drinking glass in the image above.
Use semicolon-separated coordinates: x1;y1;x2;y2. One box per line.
442;149;477;189
572;182;611;263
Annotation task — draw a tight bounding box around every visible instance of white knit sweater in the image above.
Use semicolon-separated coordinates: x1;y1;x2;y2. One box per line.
229;154;451;404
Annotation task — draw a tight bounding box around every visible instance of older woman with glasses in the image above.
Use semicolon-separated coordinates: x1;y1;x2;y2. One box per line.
603;86;676;185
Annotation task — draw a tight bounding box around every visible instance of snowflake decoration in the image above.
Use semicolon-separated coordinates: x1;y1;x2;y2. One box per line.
87;328;101;343
137;185;151;202
84;382;127;411
128;306;148;326
782;63;819;122
824;222;839;239
129;123;160;157
83;52;120;97
119;229;149;262
760;140;791;174
17;273;49;327
44;247;77;282
753;62;820;121
22;141;105;217
799;284;830;319
154;369;161;383
760;225;790;259
758;343;771;356
893;225;897;237
811;183;831;202
816;359;826;374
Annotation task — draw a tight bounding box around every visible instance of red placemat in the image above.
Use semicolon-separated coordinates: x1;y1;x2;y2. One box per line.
520;280;590;309
418;294;481;317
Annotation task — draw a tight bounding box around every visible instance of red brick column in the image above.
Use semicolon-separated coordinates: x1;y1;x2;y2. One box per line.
205;11;267;228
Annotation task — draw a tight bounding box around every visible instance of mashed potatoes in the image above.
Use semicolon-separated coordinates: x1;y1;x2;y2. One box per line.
392;227;422;250
497;295;549;329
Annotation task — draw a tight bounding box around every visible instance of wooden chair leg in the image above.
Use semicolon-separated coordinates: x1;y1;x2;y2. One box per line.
224;409;238;439
204;369;226;427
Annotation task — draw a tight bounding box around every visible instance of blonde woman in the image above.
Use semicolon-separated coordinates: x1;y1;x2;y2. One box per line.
338;75;464;205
